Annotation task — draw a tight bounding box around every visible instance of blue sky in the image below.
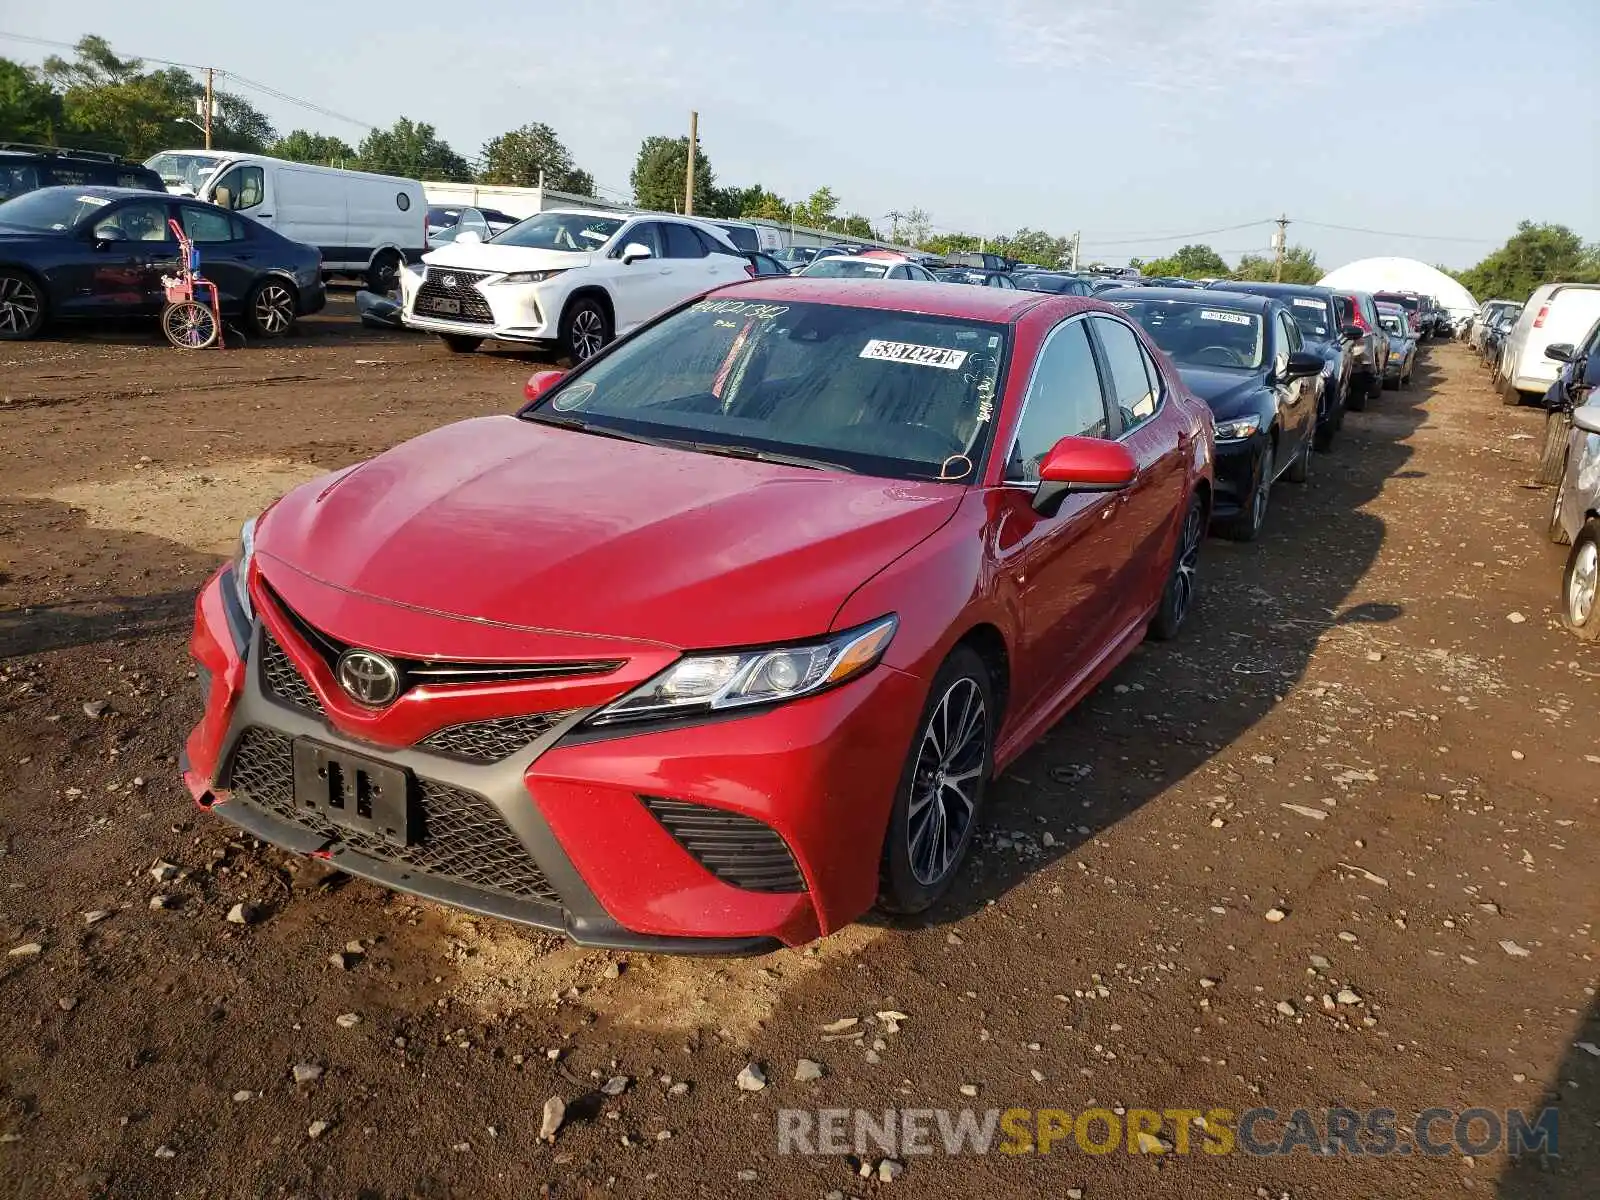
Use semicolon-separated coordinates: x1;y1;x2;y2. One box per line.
3;0;1595;270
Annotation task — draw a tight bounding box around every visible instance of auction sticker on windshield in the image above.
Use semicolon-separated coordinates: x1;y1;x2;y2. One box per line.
859;340;969;370
1198;309;1252;326
1291;298;1325;309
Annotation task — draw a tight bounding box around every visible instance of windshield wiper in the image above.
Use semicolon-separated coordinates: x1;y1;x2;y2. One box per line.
676;442;856;473
523;411;668;447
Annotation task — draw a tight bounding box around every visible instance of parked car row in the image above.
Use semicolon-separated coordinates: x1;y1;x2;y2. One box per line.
1542;313;1600;639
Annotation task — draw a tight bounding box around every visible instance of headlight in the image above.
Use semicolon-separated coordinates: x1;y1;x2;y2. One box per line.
496;269;568;285
1213;415;1262;442
586;616;898;726
230;517;257;619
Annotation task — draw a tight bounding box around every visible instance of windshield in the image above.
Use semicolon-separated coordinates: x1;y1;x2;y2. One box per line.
1110;299;1265;370
1376;293;1422;313
493;211;624;251
523;298;1008;481
143;151;224;191
0;188;112;232
803;259;889;279
1285;295;1332;339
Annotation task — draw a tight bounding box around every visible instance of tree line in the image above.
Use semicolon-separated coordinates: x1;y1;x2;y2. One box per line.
3;36;1594;293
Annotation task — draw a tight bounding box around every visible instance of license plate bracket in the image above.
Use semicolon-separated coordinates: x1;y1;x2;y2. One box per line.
292;740;414;847
425;296;462;315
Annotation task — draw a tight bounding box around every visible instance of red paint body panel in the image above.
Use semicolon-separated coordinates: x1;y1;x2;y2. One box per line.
183;279;1214;948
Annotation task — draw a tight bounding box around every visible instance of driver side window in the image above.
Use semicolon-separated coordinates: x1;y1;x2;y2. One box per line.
1005;319;1111;483
93;200;171;242
618;221;661;258
214;165;264;210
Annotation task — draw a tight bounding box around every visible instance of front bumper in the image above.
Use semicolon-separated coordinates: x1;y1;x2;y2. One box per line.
399;271;560;343
182;568;924;951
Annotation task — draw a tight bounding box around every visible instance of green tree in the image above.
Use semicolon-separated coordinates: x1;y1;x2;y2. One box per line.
738;186;789;221
994;227;1074;267
630;134;714;214
841;213;878;240
0;58;63;144
358;117;471;180
1455;222;1600;303
1233;245;1321;284
271;129;358;166
1139;243;1231;279
478;122;592;193
37;36;273;158
799;185;840;228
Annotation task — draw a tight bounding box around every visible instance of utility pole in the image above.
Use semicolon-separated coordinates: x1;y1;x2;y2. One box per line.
1070;230;1081;272
203;67;214;149
1272;213;1288;282
684;110;698;216
887;210;905;245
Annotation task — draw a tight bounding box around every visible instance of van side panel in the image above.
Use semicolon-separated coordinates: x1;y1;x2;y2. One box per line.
344;177;426;267
273;166;350;266
1516;288;1600;391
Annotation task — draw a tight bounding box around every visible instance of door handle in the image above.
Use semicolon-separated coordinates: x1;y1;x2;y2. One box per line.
256;213;273;219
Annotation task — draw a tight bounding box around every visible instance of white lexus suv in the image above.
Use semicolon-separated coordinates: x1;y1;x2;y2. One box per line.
400;208;752;359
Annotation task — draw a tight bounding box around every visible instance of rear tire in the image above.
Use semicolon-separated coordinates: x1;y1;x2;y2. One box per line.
1346;375;1368;412
1149;493;1204;641
879;645;994;915
439;334;483;354
1548;475;1572;546
1501;376;1524;406
1536;409;1572;487
1561;522;1600;640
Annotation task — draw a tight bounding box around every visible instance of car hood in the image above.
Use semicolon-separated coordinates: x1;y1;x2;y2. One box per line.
420;242;592;274
1174;366;1268;421
257;416;961;649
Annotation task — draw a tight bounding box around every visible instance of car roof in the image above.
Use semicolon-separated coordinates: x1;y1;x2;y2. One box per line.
711;275;1062;321
546;206;638;220
10;184;163;200
1103;286;1274;312
1214;280;1331;297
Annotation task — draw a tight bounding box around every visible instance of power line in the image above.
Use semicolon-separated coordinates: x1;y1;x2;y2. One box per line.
1294;219;1499;243
0;30;376;130
1079;219;1275;247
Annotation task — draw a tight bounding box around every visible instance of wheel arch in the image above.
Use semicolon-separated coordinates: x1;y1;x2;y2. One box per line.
952;622;1010;733
0;262;51;307
560;285;615;330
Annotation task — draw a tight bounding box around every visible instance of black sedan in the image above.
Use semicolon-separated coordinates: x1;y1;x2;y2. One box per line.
0;186;325;342
1101;287;1323;541
1012;271;1094;296
934;267;1017;289
1208;280;1356;451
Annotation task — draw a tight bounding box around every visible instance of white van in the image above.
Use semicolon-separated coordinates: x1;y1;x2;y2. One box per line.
1500;282;1600;404
189;153;427;291
711;219;783;255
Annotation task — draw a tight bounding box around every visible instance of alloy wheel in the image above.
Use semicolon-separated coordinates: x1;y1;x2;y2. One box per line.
0;275;41;335
571;307;606;360
1170;501;1204;626
254;284;295;336
906;677;986;886
1569;540;1598;627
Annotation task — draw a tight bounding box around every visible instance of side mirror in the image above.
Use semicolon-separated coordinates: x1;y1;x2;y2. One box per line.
454;229;482;245
1283;351;1325;379
523;369;565;403
1032;436;1137;516
1545;342;1575;363
621;243;653;265
1573;402;1600;435
1340;324;1365;341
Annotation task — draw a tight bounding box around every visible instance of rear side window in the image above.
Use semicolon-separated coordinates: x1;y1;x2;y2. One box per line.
179;206;238;243
717;223;759;253
0;163;40;200
661;222;709;258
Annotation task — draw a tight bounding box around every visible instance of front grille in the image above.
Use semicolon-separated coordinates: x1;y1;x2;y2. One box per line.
418;711;575;763
225;726;561;904
260;631;325;716
643;796;806;893
262;585;622;698
416;267;494;325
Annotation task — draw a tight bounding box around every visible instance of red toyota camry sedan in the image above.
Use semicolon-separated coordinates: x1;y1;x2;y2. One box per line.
183;278;1214;953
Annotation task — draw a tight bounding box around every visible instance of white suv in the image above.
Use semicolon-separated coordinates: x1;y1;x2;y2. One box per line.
400;208;751;359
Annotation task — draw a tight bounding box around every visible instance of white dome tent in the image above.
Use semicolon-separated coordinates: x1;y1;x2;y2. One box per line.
1317;257;1478;318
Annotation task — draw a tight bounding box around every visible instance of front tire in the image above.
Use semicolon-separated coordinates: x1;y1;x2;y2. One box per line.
560;296;612;364
1561;522;1600;640
0;269;46;340
245;279;297;339
1221;440;1272;542
879;646;993;915
1283;428;1312;483
1149;493;1204;641
439;334;483;354
1346;374;1368;412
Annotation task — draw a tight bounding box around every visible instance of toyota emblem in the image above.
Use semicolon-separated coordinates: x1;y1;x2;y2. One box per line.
336;649;401;707
441;274;457;289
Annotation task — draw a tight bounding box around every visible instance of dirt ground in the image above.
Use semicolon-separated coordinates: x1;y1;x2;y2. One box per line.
1;296;1595;1200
